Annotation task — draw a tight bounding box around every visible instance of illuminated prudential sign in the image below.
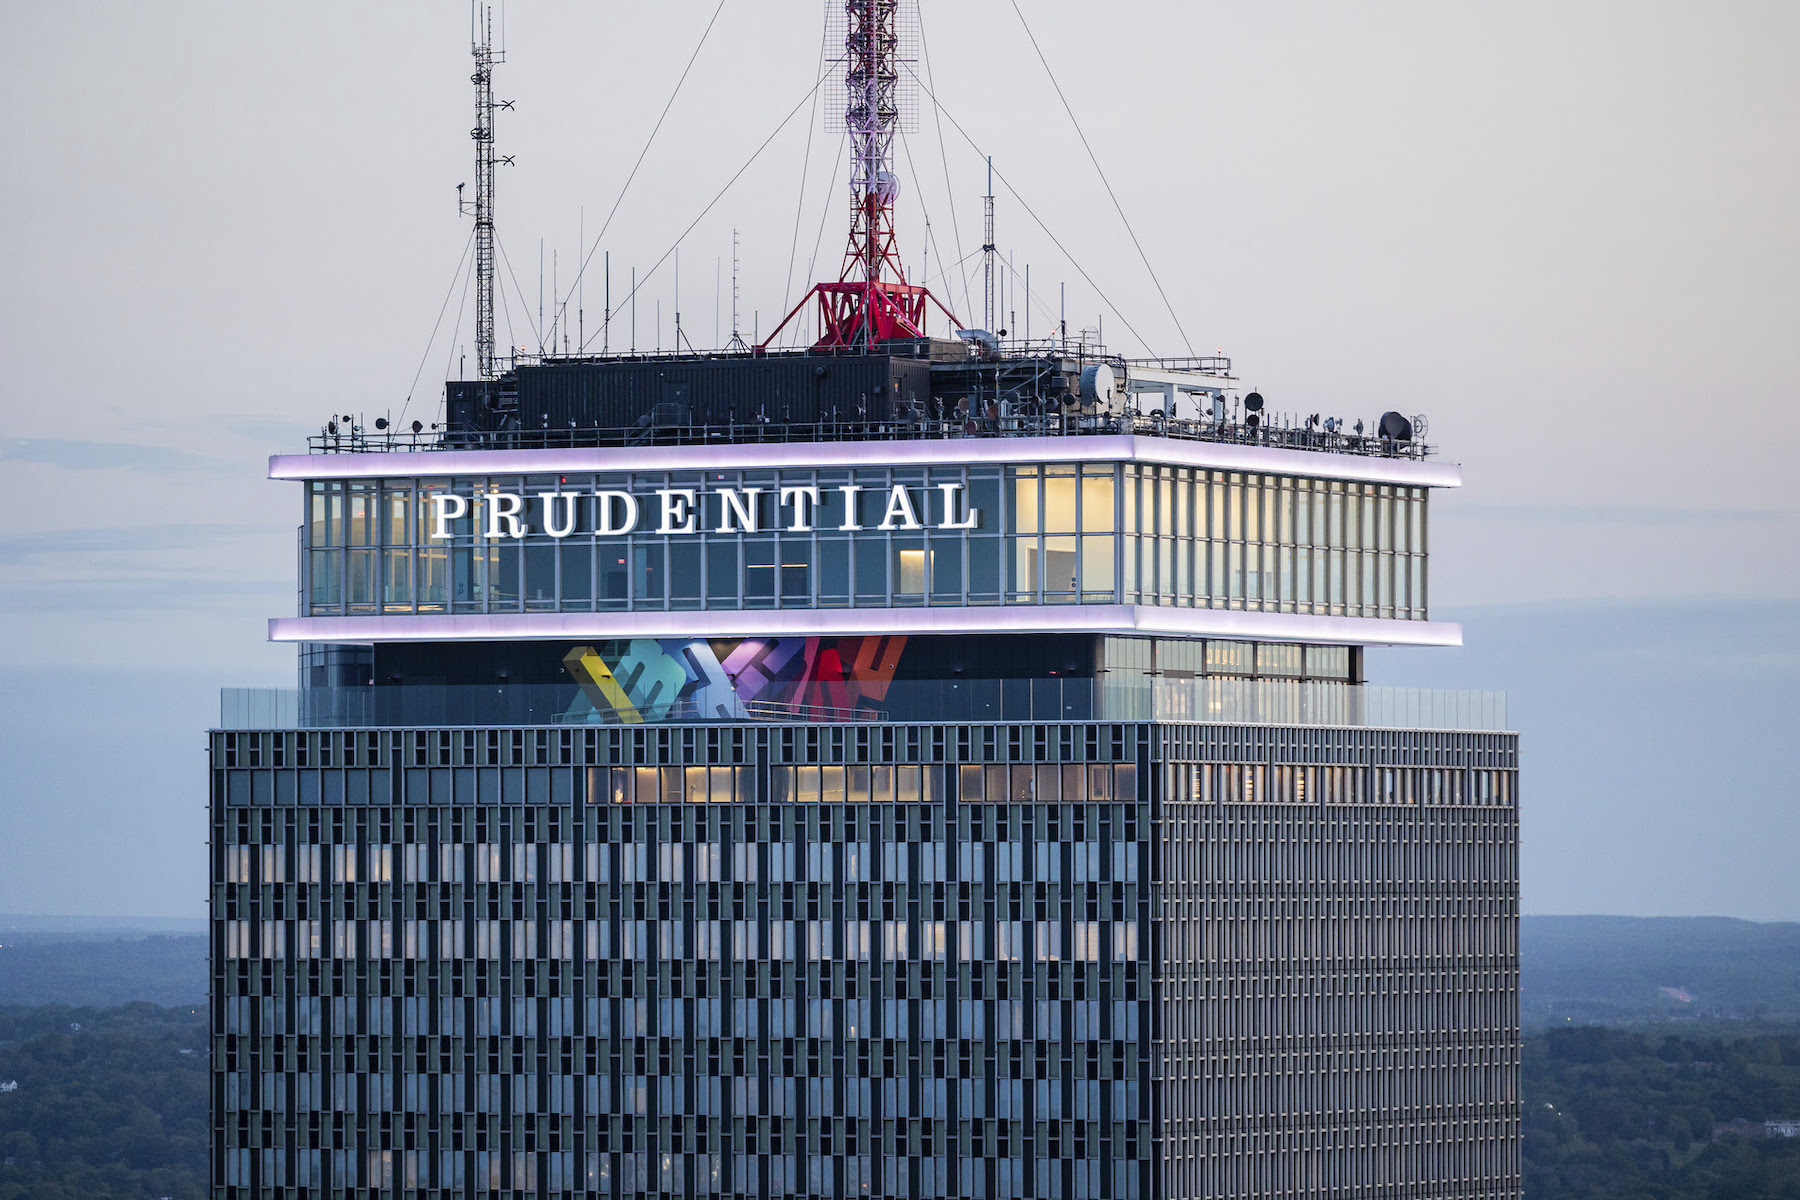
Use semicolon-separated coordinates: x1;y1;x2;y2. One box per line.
428;483;979;540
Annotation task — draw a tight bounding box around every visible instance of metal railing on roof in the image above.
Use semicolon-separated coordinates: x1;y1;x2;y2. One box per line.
307;412;1432;460
219;680;1505;732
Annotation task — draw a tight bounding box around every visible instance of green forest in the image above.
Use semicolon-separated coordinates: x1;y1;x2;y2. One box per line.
1526;1025;1800;1199
2;1005;1799;1198
0;1004;208;1200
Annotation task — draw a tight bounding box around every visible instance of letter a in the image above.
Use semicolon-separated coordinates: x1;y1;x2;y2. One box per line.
877;485;921;531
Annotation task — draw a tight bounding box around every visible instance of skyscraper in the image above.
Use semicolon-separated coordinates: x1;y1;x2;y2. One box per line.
211;347;1518;1198
210;8;1517;1196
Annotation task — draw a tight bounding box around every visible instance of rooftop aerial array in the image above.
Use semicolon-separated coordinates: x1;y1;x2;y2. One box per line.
335;3;1430;462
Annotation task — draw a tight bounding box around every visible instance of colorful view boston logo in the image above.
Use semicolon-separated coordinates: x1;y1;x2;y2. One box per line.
561;635;908;723
429;483;980;540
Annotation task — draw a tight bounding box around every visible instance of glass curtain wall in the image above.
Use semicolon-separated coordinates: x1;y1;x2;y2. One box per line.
301;466;1428;622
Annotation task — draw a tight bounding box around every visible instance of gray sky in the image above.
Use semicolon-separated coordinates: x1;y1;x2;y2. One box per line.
1;2;1796;918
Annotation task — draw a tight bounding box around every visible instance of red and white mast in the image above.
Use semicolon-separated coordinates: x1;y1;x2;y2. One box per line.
762;0;958;351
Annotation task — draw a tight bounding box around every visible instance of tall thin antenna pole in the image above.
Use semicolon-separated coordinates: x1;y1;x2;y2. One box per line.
731;229;741;342
578;208;585;352
1060;282;1067;351
1025;264;1030;344
603;252;610;354
982;157;996;333
1007;253;1015;340
470;3;502;378
923;219;931;332
631;266;637;354
538;238;545;354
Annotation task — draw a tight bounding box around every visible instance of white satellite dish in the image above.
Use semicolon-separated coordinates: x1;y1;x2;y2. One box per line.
1079;363;1117;409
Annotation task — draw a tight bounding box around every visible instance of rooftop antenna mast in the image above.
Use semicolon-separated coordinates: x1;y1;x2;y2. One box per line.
982;156;996;334
760;0;959;350
727;228;750;351
465;3;513;379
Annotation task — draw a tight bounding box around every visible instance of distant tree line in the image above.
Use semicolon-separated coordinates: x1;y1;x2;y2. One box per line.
0;1004;206;1200
0;937;205;1009
1525;1025;1800;1198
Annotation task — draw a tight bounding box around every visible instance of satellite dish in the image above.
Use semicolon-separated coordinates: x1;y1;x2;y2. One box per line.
1410;413;1429;439
327;420;337;435
411;419;424;434
1378;411;1413;441
374;417;389;431
1243;391;1264;412
1079;363;1117;409
1246;412;1261;431
1353;419;1364;436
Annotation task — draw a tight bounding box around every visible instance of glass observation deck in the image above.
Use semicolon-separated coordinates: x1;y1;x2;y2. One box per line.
293;462;1436;624
221;680;1507;733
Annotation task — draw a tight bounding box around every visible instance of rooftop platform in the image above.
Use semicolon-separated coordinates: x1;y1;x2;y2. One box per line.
304;342;1438;465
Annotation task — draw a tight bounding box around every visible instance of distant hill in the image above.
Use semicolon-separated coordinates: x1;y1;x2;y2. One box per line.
1524;916;1800;1028
0;914;205;937
0;936;206;1008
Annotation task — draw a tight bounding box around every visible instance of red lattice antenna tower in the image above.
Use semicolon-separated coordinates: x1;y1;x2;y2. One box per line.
761;0;959;351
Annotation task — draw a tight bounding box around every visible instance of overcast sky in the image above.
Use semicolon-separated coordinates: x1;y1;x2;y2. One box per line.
1;2;1795;919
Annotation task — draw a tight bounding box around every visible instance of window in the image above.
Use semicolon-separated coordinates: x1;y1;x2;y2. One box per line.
957;920;984;963
1112;920;1139;962
225;845;251;884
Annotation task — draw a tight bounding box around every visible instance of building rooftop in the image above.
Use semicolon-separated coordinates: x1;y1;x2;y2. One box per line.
306;343;1436;462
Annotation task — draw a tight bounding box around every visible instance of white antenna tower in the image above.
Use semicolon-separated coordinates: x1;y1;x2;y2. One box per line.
982;157;996;334
728;228;748;350
465;4;511;379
